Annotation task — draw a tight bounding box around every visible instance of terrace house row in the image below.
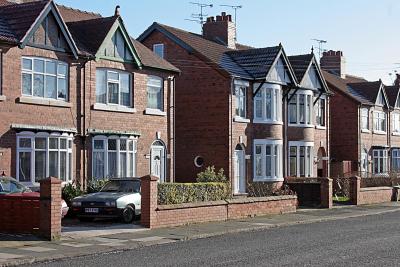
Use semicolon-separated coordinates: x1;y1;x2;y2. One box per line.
139;12;331;194
321;50;400;176
0;0;179;188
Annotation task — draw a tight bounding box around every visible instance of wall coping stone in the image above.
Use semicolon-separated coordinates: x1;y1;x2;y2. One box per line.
360;186;393;192
39;177;62;184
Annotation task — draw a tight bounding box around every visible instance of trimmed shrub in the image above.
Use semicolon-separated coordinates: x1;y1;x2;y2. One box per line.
158;182;230;205
247;182;296;197
196;166;227;183
62;183;83;206
86;178;109;194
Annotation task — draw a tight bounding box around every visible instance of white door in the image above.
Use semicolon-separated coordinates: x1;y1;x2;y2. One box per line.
151;145;165;183
233;149;246;194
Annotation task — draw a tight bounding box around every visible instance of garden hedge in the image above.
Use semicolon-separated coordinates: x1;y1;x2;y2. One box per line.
158;182;230;205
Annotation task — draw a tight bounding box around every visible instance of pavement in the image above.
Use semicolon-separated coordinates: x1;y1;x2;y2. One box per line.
1;202;400;266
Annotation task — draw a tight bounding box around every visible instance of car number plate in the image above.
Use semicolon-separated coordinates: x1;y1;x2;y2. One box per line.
85;208;99;213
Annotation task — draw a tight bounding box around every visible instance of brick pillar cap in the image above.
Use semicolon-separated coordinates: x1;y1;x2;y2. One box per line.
39;177;62;184
140;175;159;182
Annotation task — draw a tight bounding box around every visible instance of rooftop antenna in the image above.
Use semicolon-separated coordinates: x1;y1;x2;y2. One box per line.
187;2;213;32
220;4;243;41
311;38;327;60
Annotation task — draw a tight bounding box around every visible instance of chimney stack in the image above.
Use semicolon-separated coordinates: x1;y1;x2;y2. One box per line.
202;12;236;49
320;50;346;79
114;5;120;17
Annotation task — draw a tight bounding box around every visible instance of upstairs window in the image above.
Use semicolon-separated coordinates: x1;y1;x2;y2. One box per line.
393;113;400;133
315;97;326;127
21;57;68;100
153;44;164;59
253;83;282;123
235;83;247;118
361;108;369;130
373;111;386;133
147;76;163;110
288;90;313;126
96;69;131;107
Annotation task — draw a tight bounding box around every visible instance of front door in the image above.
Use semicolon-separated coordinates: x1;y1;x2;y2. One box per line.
233;149;246;194
151;145;165;183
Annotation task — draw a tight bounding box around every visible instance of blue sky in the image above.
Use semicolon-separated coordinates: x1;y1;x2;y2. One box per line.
57;0;400;84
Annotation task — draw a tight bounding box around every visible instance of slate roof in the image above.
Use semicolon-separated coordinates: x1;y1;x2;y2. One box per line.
287;54;314;82
383;85;399;107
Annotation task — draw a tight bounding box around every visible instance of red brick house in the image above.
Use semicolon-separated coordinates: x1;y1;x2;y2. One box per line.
138;13;330;193
0;0;179;189
321;50;399;176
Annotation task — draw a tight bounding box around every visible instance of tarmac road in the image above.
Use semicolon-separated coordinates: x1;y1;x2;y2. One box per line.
29;209;400;267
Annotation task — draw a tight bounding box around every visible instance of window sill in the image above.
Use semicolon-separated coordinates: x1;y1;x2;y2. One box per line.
373;130;386;135
17;96;71;108
234;116;250;123
144;108;166;116
288;124;314;128
253;177;284;182
361;129;370;133
0;95;6;102
315;125;326;130
392;132;400;136
252;119;283;125
92;103;137;113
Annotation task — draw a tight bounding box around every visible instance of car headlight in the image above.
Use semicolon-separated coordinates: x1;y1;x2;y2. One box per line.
105;201;116;207
72;201;82;207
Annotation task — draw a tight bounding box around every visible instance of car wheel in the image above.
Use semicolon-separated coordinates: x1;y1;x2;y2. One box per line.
121;206;135;223
79;217;94;222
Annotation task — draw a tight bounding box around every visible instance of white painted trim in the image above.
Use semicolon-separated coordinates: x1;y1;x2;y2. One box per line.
373;130;386;135
315;125;326;130
288;141;314;177
253;119;283;125
361;129;371;133
392;132;400;136
253;139;283;181
18;96;71;108
93;103;136;113
234;79;250;86
234;116;250;123
0;95;6;101
288;123;314;128
145;108;167;116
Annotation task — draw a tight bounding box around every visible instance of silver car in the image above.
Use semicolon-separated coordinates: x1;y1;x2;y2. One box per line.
71;178;141;223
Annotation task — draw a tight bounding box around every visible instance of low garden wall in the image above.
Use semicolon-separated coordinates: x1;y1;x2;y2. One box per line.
0;178;62;240
350;176;395;205
285;177;332;208
141;175;298;229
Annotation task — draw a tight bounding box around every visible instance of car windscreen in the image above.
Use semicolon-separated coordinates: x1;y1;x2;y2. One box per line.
100;180;140;193
0;178;28;194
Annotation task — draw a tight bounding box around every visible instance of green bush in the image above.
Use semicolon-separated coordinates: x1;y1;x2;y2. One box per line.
158;182;230;205
86;178;109;194
62;183;83;205
196;166;227;183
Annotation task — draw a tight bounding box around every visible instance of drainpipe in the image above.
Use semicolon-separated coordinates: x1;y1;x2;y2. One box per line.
229;77;234;195
358;104;361;175
168;75;176;182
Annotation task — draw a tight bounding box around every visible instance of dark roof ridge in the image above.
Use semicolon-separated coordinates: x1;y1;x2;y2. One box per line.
225;45;280;55
0;0;47;9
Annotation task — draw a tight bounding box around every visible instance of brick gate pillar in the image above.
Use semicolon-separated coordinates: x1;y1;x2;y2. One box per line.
320;177;333;208
350;176;361;205
140;175;159;228
39;177;62;241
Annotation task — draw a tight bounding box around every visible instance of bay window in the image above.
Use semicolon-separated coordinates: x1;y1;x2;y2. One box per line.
288;90;313;126
373;149;388;174
393;113;400;133
373;111;386;133
392;149;400;173
253;83;282;123
17;132;73;185
92;136;137;179
96;69;131;107
315;97;326;127
288;141;314;177
21;57;68;100
147;76;163;110
361;108;369;130
253;140;283;181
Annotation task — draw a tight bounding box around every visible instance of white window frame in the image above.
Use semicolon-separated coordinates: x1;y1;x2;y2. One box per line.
373;149;388;174
288;141;314;177
253;83;282;124
96;69;132;107
392;149;400;173
21;57;69;101
234;80;248;119
361;108;369;131
373;111;386;133
16;131;73;186
153;43;164;59
288;89;314;127
92;135;137;179
393;113;400;134
253;139;283;182
315;96;326;127
146;76;164;111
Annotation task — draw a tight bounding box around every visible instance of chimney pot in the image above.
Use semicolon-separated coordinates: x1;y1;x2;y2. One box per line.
221;12;226;16
320;50;346;79
227;15;232;21
114;5;120;17
216;15;222;21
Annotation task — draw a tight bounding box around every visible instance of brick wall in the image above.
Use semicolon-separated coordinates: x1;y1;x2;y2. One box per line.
286;177;332;208
350;176;394;205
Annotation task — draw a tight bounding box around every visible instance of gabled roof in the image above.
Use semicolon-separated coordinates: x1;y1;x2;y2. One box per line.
347;81;389;107
381;85;399;108
288;53;330;93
